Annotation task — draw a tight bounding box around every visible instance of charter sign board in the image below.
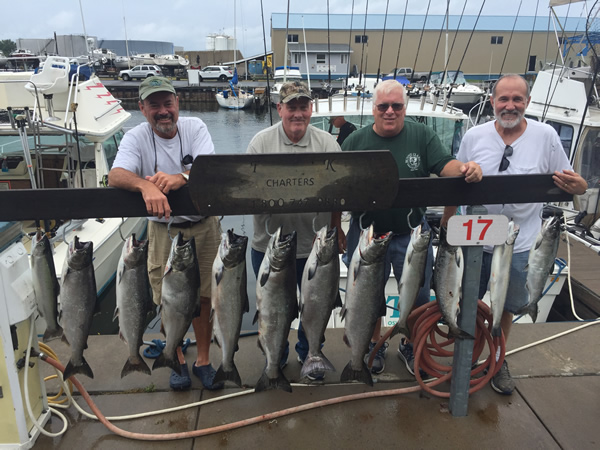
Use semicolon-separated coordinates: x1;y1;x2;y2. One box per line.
446;215;509;246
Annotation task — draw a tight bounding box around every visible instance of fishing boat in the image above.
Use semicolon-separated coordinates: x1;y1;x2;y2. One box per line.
215;0;254;110
269;66;303;105
428;70;485;110
0;51;7;67
0;56;146;300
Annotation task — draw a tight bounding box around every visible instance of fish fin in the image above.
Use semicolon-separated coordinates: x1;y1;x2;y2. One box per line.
53;277;60;298
257;338;265;354
61;334;70;346
406;248;413;265
343;333;350;347
252;310;259;325
259;267;270;287
121;356;151;378
255;368;292;393
353;261;361;282
118;331;126;343
243;292;250;314
334;291;343;308
301;353;335;378
213;334;221;348
526;303;539;323
292;297;299;319
214;264;224;286
213;362;242;388
209;308;214;323
152;353;181;374
63;356;94;380
340;361;373;386
112;306;119;322
339;304;347;321
42;325;63;343
307;260;318;281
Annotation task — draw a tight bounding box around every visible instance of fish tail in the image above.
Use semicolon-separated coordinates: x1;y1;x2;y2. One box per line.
213;362;242;388
300;352;335;379
255;369;292;393
63;357;94;380
42;325;64;343
121;355;152;378
389;323;410;340
491;325;502;338
528;304;539;323
340;361;373;386
152;352;181;374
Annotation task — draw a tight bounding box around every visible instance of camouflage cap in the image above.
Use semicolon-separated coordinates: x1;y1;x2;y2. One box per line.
139;76;176;101
279;80;312;103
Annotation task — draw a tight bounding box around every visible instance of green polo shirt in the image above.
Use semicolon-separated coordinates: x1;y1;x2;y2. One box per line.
341;119;454;234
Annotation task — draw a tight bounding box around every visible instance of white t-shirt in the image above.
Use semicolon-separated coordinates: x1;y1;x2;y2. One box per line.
113;116;214;223
457;119;572;253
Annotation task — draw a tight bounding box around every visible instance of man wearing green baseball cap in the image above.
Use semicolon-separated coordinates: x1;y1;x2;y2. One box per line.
108;76;224;391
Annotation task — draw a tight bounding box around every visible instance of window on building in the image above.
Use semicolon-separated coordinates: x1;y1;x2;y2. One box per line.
287;34;298;43
293;53;301;64
491;36;504;45
355;35;368;43
316;53;326;64
341;54;348;64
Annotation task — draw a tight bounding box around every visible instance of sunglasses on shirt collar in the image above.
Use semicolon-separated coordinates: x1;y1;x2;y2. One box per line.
499;145;513;172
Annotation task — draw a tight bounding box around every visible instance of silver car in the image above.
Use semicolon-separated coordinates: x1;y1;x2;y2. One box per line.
119;65;162;81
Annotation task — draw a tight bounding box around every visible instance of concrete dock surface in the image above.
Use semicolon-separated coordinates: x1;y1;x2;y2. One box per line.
33;321;600;449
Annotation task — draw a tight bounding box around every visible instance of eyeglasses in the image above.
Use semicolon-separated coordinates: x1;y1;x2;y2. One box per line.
375;103;404;112
499;145;513;172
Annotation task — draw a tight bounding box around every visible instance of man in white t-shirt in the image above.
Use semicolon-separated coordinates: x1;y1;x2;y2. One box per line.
108;77;223;391
444;74;587;395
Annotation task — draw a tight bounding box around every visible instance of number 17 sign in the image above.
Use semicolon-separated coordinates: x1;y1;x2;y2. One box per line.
446;215;509;246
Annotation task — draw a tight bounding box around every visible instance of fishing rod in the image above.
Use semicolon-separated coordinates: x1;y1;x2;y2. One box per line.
393;0;409;79
498;0;523;77
358;0;370;87
259;0;272;125
345;0;355;85
327;0;331;86
375;0;390;84
410;0;432;84
426;1;450;85
524;0;541;74
440;0;468;86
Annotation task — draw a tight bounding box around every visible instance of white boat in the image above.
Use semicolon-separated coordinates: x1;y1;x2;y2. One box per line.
0;51;7;67
0;56;147;302
269;66;303;105
524;65;600;251
428;70;485;109
215;0;254;110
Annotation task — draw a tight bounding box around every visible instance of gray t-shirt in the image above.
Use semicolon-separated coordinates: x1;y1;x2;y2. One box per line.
247;122;341;257
113;117;214;223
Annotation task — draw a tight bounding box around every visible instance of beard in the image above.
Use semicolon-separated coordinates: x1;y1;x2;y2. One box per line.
153;114;176;135
495;109;523;129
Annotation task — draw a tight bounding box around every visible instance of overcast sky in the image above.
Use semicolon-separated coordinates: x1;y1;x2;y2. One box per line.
0;0;590;57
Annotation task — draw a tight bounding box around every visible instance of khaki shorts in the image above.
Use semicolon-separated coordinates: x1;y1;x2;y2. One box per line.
147;217;221;305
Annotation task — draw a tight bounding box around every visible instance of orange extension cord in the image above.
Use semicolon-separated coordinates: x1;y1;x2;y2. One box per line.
40;299;503;441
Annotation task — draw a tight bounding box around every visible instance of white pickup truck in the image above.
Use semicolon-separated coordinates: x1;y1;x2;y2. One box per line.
386;67;429;82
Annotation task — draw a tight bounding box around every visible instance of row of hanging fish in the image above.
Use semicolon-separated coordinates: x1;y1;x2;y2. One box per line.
31;215;562;386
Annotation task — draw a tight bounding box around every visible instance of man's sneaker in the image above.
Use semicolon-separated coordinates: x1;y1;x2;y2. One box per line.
170;363;191;391
490;360;515;395
398;338;429;379
296;355;325;381
192;363;224;391
364;341;388;374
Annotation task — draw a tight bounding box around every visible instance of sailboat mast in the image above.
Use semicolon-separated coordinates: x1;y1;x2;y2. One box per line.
234;0;237;73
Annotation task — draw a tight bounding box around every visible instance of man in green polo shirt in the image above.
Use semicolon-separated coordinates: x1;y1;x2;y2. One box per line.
341;79;482;376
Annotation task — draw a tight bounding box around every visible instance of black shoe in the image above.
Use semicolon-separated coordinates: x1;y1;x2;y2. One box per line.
364;341;387;374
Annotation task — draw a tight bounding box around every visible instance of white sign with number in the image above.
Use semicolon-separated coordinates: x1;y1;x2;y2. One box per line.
446;215;509;246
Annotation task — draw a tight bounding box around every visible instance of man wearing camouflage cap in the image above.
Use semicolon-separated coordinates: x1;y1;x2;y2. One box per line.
246;81;345;380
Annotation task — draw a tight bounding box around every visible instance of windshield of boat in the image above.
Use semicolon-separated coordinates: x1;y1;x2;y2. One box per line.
310;115;465;155
431;71;468;85
578;127;600;188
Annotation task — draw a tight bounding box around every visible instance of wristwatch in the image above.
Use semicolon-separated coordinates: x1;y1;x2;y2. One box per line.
181;172;189;182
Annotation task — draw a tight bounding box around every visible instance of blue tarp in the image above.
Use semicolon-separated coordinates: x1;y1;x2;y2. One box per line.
381;75;411;85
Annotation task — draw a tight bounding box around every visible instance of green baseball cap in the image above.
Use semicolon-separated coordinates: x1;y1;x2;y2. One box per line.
279;80;312;103
139;76;176;101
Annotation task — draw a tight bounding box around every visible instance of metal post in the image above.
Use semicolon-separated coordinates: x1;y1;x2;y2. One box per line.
449;204;486;416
